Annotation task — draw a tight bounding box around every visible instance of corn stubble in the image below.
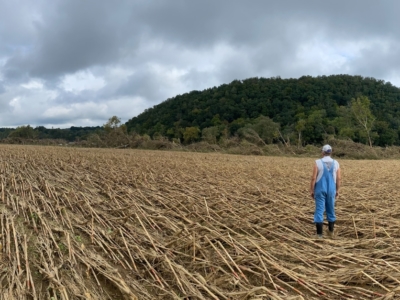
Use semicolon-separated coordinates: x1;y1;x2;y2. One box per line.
0;145;399;299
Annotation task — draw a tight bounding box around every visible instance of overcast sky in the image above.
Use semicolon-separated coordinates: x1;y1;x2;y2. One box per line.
0;0;399;128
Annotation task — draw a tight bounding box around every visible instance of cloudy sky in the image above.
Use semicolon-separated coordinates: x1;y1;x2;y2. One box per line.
0;0;399;128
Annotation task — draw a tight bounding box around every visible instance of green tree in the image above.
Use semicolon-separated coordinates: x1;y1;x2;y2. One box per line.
124;75;400;146
104;116;121;132
237;127;266;146
103;116;129;147
211;114;222;126
374;121;398;146
229;118;246;135
331;106;356;140
295;119;306;147
302;109;327;144
250;116;279;144
201;126;220;144
350;96;376;147
8;125;37;139
183;127;200;144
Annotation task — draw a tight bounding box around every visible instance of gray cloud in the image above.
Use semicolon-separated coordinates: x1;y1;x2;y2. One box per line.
4;0;129;80
347;41;400;79
117;69;166;102
0;0;400;127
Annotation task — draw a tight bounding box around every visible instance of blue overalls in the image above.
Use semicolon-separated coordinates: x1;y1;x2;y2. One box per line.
314;159;336;223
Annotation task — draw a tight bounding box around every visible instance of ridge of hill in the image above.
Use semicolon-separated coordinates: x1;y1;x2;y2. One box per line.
126;75;400;146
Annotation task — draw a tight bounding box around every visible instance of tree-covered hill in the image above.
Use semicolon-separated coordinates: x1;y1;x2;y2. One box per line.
125;75;400;146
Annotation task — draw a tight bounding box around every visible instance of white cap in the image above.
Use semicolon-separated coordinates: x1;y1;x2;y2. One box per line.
322;144;332;153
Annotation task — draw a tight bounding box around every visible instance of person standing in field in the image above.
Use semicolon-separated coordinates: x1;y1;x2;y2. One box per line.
310;144;341;238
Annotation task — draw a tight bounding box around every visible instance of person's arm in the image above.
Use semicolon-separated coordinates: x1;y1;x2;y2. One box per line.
310;163;318;199
336;168;341;198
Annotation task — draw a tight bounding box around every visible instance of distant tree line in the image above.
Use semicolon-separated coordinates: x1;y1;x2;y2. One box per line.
125;75;400;147
0;117;131;148
2;75;400;149
0;126;103;142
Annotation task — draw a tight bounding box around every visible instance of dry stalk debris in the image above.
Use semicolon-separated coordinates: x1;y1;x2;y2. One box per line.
0;145;399;299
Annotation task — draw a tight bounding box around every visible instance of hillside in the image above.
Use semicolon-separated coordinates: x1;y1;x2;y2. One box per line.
126;75;400;146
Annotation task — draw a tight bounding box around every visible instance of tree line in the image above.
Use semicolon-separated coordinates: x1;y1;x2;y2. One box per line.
0;126;102;142
125;75;400;147
1;75;400;148
0;117;131;148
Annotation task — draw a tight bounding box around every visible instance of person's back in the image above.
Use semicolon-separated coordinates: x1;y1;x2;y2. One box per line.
310;145;341;238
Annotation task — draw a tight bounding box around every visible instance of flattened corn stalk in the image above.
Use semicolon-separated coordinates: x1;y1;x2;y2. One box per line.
0;145;399;299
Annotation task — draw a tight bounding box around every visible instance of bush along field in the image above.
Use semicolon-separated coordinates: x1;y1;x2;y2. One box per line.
0;145;399;299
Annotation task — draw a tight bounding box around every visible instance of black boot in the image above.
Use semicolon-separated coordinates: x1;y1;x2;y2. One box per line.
328;221;335;232
316;223;323;237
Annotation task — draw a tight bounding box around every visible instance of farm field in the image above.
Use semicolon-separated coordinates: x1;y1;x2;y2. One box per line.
0;145;400;299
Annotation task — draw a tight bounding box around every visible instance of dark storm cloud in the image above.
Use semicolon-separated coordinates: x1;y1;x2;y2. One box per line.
0;1;38;53
1;0;400;127
130;0;400;89
136;1;400;45
134;1;307;53
4;0;400;81
4;0;129;80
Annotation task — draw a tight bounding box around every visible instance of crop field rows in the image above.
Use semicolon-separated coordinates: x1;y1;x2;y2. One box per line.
0;145;400;299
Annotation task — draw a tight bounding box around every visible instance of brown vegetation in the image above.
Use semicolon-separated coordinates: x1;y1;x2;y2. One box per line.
4;129;400;160
0;145;400;299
